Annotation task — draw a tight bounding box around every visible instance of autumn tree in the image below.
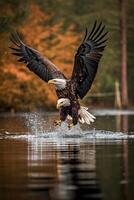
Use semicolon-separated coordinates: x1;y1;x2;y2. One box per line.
0;3;79;111
0;0;134;111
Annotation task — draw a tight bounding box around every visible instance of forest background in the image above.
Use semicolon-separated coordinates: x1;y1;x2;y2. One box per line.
0;0;133;111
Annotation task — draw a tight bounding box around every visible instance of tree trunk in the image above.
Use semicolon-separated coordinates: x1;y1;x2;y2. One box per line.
115;79;121;108
119;0;129;108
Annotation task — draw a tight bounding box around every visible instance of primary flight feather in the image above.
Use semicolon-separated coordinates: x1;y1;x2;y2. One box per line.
10;21;108;126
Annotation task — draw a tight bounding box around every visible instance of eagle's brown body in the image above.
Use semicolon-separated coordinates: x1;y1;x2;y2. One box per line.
10;21;108;125
56;80;80;124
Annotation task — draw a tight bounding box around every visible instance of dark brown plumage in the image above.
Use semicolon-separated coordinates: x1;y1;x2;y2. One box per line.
10;21;108;125
72;21;108;99
10;33;65;82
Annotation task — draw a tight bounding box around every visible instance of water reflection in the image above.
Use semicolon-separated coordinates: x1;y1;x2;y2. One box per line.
28;138;102;200
0;111;134;200
116;115;128;133
0;139;28;200
115;115;129;200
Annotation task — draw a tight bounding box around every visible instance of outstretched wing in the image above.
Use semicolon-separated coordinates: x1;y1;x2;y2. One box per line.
10;33;66;82
72;21;108;99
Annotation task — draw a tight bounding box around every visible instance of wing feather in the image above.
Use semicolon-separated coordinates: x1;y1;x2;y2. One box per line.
10;33;66;82
90;22;102;40
87;20;97;39
71;21;108;99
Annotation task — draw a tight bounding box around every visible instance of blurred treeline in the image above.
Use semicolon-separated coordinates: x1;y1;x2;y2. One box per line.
0;0;133;111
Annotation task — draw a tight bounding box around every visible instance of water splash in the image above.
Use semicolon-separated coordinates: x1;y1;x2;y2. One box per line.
25;112;83;138
2;126;134;142
25;112;46;135
1;112;134;141
54;122;83;137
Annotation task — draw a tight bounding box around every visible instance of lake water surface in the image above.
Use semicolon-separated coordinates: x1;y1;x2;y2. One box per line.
0;109;134;200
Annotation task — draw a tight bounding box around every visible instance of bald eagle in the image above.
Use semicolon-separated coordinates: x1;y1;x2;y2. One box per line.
10;21;108;126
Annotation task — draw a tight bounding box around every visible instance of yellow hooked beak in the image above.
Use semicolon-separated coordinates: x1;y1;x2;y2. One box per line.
48;80;55;84
56;104;60;109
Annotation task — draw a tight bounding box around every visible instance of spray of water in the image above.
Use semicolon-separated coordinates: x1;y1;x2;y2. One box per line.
1;112;134;141
25;112;46;136
23;113;134;141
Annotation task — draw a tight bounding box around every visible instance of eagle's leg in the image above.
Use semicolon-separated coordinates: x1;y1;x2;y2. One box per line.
54;107;68;126
71;106;79;125
59;107;69;123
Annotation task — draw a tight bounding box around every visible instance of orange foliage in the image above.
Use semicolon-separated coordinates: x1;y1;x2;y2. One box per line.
3;64;31;82
1;4;80;111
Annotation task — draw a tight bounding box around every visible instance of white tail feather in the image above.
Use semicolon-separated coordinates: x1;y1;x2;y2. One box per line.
81;106;88;110
78;107;96;125
79;117;85;124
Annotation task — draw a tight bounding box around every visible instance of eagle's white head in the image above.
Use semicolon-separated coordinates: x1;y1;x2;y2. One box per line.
56;98;70;109
48;78;67;90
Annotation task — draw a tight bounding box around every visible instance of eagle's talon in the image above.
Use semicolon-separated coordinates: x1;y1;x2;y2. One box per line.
54;120;62;126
